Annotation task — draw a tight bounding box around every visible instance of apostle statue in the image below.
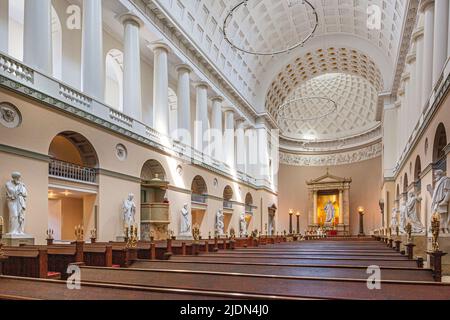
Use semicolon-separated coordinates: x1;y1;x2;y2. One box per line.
427;170;450;233
398;200;407;234
324;200;335;224
122;193;136;229
239;212;247;237
215;209;224;236
390;207;398;231
5;172;28;236
179;204;191;236
405;191;425;233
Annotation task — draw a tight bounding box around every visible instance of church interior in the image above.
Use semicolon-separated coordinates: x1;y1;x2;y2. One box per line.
1;0;450;302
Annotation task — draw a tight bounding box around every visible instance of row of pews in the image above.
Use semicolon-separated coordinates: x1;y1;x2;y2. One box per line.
1;235;450;300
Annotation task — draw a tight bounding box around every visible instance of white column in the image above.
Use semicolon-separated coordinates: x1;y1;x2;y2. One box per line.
406;54;416;137
0;0;8;53
433;0;449;86
176;64;192;144
150;42;170;136
413;27;424;113
194;82;209;154
421;0;435;107
82;0;104;100
313;191;318;225
23;0;52;74
236;119;247;173
223;109;235;168
210;96;223;159
256;119;270;180
120;13;142;120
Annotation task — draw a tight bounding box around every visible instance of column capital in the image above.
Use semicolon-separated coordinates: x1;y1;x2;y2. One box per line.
223;106;236;114
406;52;416;64
194;81;209;90
118;12;143;28
211;96;224;103
175;63;193;74
419;0;434;13
412;27;424;42
148;40;171;54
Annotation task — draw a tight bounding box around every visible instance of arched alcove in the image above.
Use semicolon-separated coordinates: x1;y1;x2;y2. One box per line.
433;123;447;172
105;49;124;111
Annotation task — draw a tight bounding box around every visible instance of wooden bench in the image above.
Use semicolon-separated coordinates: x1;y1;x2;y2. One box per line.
1;246;48;279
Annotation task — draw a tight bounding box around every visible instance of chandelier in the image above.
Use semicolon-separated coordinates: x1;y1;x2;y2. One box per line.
223;0;319;56
276;96;338;122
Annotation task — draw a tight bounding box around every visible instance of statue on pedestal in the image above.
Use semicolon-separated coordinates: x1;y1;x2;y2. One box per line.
390;207;398;233
122;193;136;231
405;191;424;233
179;204;191;236
427;170;450;233
399;201;407;234
324;200;336;224
5;172;28;236
215;209;224;236
239;212;247;237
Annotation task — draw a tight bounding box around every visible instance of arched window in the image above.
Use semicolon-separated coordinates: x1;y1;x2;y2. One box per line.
396;184;400;201
168;87;178;138
403;173;408;194
433;123;447;171
141;159;166;181
414;155;422;190
105;49;124;111
191;176;208;204
245;192;253;213
223;185;233;209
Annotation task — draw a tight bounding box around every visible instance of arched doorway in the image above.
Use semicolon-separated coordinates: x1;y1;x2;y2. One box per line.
244;192;254;234
48;131;98;241
433;123;447;172
140;160;169;241
191;176;208;236
222;185;234;233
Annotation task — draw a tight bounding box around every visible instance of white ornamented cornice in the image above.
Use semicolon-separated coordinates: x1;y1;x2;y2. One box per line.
280;142;382;167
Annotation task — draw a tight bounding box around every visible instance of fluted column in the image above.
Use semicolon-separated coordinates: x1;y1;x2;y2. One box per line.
313;191;318;225
256;119;270;180
23;0;52;74
406;54;416;137
120;13;142;120
176;64;192;144
150;42;170;136
82;0;104;100
194;82;209;154
224;109;235;168
413;27;424;113
0;0;8;53
433;0;449;86
210;96;223;159
421;0;435;107
236;119;247;173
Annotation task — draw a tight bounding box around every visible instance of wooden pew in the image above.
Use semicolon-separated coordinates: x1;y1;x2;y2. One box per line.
76;265;450;300
1;246;48;279
83;243;113;268
0;275;284;300
130;259;435;282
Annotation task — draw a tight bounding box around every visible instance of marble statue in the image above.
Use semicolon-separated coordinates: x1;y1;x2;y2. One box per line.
324;200;335;223
215;209;224;236
390;207;398;230
405;192;425;233
399;201;407;234
180;204;191;235
122;193;136;229
5;172;28;235
428;170;450;233
239;212;247;236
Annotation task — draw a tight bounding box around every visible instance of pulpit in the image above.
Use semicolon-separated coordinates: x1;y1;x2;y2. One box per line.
306;170;351;236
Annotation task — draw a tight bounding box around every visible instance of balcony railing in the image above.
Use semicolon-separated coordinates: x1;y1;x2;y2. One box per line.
49;159;97;183
191;193;207;204
223;200;233;209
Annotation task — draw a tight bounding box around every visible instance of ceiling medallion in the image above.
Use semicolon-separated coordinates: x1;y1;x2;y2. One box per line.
276;96;338;122
223;0;319;56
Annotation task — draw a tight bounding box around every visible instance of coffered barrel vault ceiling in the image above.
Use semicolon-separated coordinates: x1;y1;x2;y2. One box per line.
150;0;411;163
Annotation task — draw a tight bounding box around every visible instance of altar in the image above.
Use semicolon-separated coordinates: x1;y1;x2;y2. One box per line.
306;171;351;236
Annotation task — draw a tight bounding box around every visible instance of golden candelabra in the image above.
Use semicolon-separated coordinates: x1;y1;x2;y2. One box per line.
431;212;441;252
192;223;200;242
46;229;54;240
229;227;236;239
124;226;130;243
405;222;412;243
126;225;138;248
75;225;84;241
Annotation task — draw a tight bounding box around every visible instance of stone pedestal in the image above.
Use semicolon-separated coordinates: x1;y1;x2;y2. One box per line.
3;234;35;246
178;235;193;241
428;251;447;282
405;243;415;260
431;235;450;276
